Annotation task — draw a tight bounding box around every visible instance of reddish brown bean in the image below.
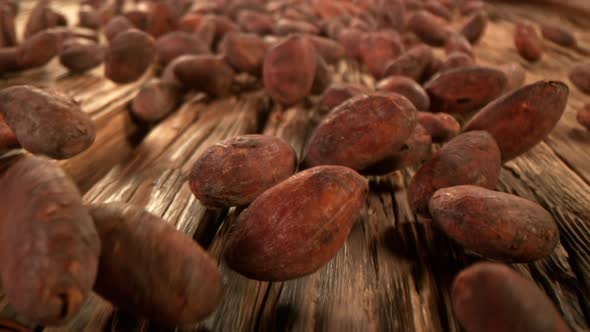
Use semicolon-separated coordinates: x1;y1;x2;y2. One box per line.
337;28;364;59
444;34;474;58
59;39;104;73
306;35;346;65
0;85;96;159
461;1;485;15
311;54;331;95
407;10;452;46
577;104;590;131
424;0;453;21
498;62;526;91
304;93;417;170
569;63;590;94
124;9;149;31
145;2;178;38
408;131;501;216
219;32;268;76
17;30;59;69
0;319;30;332
103;15;134;42
439;52;475;72
0;3;17;47
274;18;319;35
417;111;460;142
461;10;487;44
155;31;209;65
236;9;274;35
224;165;368;281
105;29;156;84
514;21;543;62
173;54;235;96
263;35;317;106
88;203;222;325
430;185;559;262
0;155;100;325
359;31;405;79
198;15;239;50
464;81;568;161
318;83;371;111
23;0;48;39
0;47;19;74
425;66;507;114
130;79;181;123
383;44;434;81
189;134;297;208
452;263;571;332
541;24;577;48
362;123;432;175
377;75;430;111
78;5;101;30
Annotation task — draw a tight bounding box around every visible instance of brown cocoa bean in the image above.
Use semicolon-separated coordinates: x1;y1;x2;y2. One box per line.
59;39;104;73
155;31;209;65
173;54;235;96
464;81;569;161
461;10;487;44
541;24;577;48
452;263;571;332
383;44;434;81
263;35;317;106
304;93;417;170
377;75;430;111
224;165;368;281
359;30;405;79
407;10;452;47
189;134;297;208
439;52;475;72
104;15;134;42
236;9;274;35
408;131;501;216
569;62;590;94
444;34;474;58
88;203;222;325
0;155;100;325
362;123;432;175
306;35;346;65
318;83;371;111
130;79;181;123
219;31;268;76
514;21;543;62
311;54;331;95
0;85;96;159
430;185;559;262
416;111;460;142
425;66;507;114
17;30;59;69
105;29;156;84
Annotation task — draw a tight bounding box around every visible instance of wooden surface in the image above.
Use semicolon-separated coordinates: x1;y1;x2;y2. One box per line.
1;1;590;331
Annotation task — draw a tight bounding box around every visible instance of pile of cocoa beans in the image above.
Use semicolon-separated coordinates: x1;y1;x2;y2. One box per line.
0;0;584;331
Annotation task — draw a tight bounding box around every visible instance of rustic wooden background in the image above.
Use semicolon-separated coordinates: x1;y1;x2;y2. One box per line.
1;1;590;331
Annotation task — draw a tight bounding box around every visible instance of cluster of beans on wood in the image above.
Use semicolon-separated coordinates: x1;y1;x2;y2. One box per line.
0;0;585;331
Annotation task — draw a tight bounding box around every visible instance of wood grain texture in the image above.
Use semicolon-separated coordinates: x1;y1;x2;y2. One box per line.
0;1;588;331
